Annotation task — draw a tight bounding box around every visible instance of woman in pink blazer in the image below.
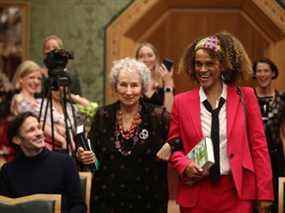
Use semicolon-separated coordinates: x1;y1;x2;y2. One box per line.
164;32;274;213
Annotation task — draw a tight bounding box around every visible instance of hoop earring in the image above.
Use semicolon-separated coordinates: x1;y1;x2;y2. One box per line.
221;70;234;84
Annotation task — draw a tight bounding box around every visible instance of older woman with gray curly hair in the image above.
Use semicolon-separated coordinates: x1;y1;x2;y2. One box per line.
77;57;170;213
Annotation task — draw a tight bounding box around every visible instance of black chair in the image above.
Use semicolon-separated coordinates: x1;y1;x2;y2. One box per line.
0;194;61;213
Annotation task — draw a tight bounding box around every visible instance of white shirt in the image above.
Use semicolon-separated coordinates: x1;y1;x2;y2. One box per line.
199;84;231;175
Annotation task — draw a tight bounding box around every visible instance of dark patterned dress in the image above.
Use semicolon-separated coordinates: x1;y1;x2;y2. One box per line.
255;90;285;212
88;100;169;213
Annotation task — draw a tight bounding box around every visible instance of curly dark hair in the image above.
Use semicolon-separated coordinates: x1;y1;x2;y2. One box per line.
179;31;252;85
252;57;279;79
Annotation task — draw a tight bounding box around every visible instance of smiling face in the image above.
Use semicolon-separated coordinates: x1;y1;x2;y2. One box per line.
116;69;142;108
136;45;157;72
255;62;274;89
18;116;45;156
194;49;222;91
20;70;42;95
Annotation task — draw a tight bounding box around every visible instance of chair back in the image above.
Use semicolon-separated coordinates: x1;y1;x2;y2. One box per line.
0;194;61;213
79;172;92;213
279;177;285;213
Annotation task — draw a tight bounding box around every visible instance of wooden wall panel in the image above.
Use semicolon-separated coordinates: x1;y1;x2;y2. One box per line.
270;40;285;90
136;9;271;93
106;0;285;103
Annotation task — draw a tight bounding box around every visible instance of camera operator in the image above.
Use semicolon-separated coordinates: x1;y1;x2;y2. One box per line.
40;46;90;155
41;35;91;108
42;35;82;95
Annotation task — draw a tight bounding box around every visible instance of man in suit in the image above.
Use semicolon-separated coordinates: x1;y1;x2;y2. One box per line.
167;32;273;212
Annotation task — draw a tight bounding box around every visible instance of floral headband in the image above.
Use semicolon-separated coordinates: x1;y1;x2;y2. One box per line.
195;35;222;53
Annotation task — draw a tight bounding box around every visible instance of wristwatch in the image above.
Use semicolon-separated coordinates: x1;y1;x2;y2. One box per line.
164;87;173;93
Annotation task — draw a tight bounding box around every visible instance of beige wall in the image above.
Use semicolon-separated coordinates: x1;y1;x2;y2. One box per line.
21;0;285;103
28;0;133;104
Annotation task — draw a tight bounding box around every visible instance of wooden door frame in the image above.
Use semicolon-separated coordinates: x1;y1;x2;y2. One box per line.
105;0;285;104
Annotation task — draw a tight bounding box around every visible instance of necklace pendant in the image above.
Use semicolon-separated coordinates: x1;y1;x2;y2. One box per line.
139;129;149;140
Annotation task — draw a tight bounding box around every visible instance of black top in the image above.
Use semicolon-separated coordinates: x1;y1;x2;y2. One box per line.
255;90;285;211
255;90;285;177
143;87;165;106
88;100;169;213
0;149;85;213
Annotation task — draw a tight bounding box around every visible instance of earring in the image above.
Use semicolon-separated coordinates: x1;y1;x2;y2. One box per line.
220;70;228;81
221;70;233;84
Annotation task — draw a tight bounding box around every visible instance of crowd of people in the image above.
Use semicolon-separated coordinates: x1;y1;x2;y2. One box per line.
0;31;285;213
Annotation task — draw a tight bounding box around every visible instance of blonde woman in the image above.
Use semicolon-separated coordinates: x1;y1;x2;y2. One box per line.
11;60;42;115
11;60;67;150
135;42;174;112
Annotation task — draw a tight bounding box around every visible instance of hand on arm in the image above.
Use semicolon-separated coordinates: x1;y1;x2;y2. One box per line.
157;138;184;161
156;143;171;161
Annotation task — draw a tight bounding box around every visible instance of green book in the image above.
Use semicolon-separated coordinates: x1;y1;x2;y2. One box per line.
187;137;215;171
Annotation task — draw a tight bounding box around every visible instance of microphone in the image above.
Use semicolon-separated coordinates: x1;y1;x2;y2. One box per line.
76;125;98;172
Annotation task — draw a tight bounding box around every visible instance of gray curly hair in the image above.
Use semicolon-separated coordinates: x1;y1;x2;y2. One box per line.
109;57;151;94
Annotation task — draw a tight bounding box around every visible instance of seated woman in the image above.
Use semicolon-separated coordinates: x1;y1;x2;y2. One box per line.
39;87;83;152
11;60;68;151
10;60;42;115
77;58;169;212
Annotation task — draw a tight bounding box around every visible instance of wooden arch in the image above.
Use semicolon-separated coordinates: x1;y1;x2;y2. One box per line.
106;0;285;103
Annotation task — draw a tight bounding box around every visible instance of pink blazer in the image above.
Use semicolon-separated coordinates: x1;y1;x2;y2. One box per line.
169;86;274;207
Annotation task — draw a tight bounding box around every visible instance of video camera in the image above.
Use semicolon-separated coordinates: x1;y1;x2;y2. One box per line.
43;49;74;89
